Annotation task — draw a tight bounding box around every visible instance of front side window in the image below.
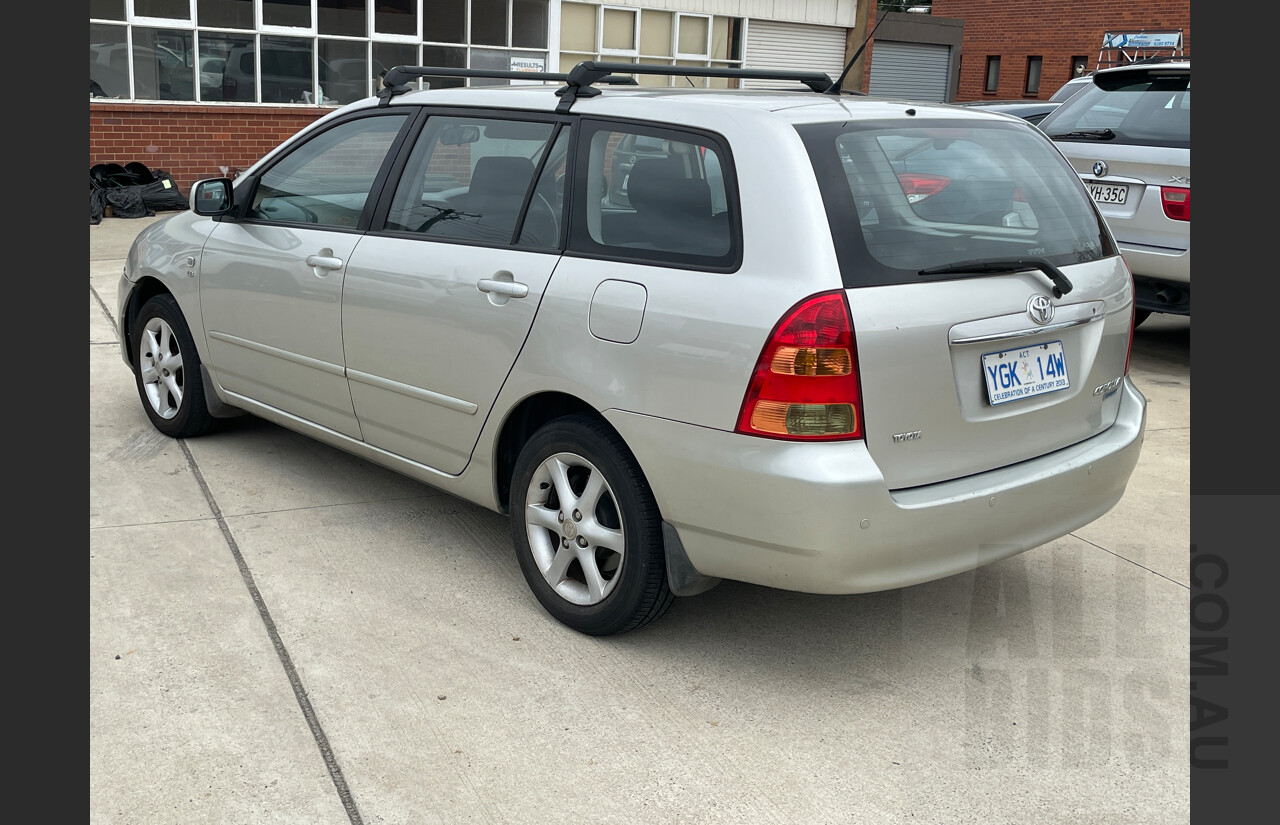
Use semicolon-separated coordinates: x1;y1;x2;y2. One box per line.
571;123;737;266
800;120;1115;287
385;116;561;247
247;113;409;228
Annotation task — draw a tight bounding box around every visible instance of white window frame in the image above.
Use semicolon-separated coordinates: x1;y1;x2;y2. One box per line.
598;4;638;57
673;12;711;60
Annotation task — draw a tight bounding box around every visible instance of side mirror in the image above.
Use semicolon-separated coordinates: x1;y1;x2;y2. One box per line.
190;177;234;215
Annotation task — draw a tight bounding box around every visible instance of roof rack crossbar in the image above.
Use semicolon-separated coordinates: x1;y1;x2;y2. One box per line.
377;65;637;105
566;60;834;94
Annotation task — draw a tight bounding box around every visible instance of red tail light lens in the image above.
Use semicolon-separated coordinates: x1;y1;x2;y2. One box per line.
897;172;951;204
736;292;863;441
1160;186;1190;221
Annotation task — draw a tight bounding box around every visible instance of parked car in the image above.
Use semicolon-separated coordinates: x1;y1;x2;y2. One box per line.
1037;59;1190;324
117;61;1146;635
957;99;1060;126
1048;75;1094;103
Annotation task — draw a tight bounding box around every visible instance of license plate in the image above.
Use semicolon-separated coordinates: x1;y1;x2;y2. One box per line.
982;341;1070;405
1086;180;1128;204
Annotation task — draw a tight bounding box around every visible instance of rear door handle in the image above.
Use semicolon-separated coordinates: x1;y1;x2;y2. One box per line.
477;278;529;299
305;254;344;271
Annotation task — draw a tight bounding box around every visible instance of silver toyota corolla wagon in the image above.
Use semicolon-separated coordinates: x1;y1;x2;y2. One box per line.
118;62;1147;635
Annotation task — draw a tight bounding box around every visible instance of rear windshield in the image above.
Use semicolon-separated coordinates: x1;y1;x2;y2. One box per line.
1038;68;1190;148
798;119;1115;288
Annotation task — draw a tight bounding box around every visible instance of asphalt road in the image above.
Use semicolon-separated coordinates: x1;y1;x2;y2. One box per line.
91;213;1190;824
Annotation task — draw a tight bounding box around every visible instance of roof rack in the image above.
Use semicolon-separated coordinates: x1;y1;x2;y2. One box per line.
378;61;844;111
377;66;637;106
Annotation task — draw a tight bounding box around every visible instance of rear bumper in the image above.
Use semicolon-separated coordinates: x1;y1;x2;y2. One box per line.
606;377;1146;594
1120;241;1189;314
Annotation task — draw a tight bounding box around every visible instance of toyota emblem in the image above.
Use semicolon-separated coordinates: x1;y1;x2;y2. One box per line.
1027;295;1055;325
1093;160;1108;177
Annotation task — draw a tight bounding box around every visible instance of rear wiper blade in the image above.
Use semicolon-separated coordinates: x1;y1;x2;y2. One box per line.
1047;128;1115;141
919;256;1073;297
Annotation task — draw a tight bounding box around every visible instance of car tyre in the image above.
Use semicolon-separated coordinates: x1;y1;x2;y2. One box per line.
511;414;674;636
132;294;217;439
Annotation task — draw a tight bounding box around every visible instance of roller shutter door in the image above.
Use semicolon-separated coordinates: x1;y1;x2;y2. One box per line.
742;19;847;88
868;40;951;102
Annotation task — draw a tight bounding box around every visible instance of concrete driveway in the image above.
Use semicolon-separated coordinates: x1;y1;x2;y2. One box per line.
91;214;1190;824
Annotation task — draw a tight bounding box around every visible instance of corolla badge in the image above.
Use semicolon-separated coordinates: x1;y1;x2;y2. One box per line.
1027;294;1055;325
1093;160;1108;177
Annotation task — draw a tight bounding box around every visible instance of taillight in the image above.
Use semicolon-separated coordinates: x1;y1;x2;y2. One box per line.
1160;186;1190;221
897;172;950;204
736;291;863;441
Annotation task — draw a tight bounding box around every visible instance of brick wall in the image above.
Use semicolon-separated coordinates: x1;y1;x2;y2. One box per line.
929;0;1190;101
89;103;329;193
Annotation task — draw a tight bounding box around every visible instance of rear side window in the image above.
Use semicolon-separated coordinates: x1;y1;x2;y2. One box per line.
1039;68;1190;148
799;120;1115;287
568;121;739;269
384;115;562;247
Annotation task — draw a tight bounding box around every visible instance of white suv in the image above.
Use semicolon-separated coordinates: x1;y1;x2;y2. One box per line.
1037;60;1190;324
118;61;1146;635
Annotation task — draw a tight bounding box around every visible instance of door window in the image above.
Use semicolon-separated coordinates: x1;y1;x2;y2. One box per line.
247;113;409;228
384;116;562;247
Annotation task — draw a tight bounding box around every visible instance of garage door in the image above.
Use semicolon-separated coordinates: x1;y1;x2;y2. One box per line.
742;19;847;89
868;40;951;102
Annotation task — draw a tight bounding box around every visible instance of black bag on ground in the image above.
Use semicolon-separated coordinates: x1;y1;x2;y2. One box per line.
138;170;189;211
104;187;155;219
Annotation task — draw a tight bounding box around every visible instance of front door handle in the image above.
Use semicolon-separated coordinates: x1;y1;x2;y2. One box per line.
477;278;529;299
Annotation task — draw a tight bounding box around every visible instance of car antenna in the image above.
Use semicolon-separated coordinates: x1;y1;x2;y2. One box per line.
825;5;892;94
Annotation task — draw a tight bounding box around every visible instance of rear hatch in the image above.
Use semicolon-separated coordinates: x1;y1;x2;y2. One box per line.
799;118;1134;490
1037;64;1190;254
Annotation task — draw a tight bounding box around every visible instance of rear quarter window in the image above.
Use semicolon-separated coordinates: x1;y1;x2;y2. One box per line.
799;119;1116;288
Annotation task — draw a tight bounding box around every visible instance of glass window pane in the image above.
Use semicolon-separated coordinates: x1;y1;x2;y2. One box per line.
260;35;314;103
263;0;311;28
560;3;597;53
421;45;467;89
587;128;732;259
602;9;635;51
472;0;509;47
512;0;548;49
711;17;734;61
133;27;195;101
249;114;408;227
135;0;189;20
985;56;1000;92
639;10;672;57
423;0;465;43
319;0;366;37
198;33;253;101
386;116;556;244
374;42;420;88
90;1;125;20
90;23;130;98
198;0;253;28
320;39;368;104
374;0;416;36
678;16;708;56
1025;56;1042;94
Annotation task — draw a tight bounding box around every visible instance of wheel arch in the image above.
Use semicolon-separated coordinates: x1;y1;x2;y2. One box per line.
492;391;598;514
